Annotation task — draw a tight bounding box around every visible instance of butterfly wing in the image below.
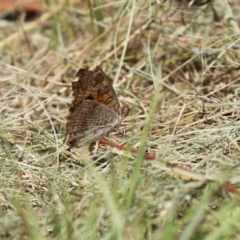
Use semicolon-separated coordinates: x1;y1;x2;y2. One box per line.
66;100;121;148
66;67;123;148
70;66;121;116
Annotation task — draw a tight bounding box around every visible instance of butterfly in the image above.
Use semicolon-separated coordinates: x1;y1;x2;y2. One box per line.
66;66;126;148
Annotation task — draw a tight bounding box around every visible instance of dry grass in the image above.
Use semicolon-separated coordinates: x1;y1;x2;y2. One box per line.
1;0;240;239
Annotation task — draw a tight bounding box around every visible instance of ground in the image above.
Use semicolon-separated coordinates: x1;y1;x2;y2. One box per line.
0;0;240;239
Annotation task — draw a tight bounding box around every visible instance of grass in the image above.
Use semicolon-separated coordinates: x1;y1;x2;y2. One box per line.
1;0;240;239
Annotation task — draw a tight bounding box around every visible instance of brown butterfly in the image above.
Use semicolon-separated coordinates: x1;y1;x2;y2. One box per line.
66;66;126;148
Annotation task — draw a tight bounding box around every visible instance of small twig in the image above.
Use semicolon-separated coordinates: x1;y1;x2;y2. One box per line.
100;137;240;195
